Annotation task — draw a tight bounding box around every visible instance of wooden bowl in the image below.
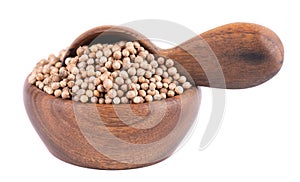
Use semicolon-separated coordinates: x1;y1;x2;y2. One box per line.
24;81;201;169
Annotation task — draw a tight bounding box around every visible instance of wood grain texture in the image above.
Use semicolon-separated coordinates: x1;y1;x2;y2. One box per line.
64;23;283;89
24;81;201;169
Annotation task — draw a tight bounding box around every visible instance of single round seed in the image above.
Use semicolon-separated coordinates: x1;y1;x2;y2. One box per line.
145;95;153;102
79;95;88;103
113;51;122;59
93;90;100;97
131;76;138;83
128;67;136;76
160;88;168;93
138;90;146;97
121;97;129;104
107;89;117;99
96;51;103;58
105;98;112;104
76;47;84;57
54;89;62;97
67;81;75;88
183;82;192;89
87;58;94;65
156;82;163;89
90;96;98;103
99;98;105;104
120;84;128;92
122;49;130;57
153;94;162;101
44;86;53;95
125;78;132;85
137;68;145;76
144;71;152;78
165;59;174;68
133;96;141;104
162;72;169;78
112;61;121;70
117;90;124;97
113;97;121;104
61;90;70;99
103;47;112;57
103;79;113;89
175;86;184;94
141;83;149;90
51;82;60;90
81;82;88;89
119;70;129;79
149;82;156;91
86;90;93;97
89;52;96;59
178;76;187;83
167;90;175;97
79;54;88;62
97;85;105;92
126;90;136;99
155;68;163;76
157;57;165;65
169;83;176;90
168;67;177;76
173;73;180;80
115;77;124;85
112;44;121;52
76;89;85;96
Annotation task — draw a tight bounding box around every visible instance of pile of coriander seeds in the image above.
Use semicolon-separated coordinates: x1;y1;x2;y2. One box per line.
28;41;193;104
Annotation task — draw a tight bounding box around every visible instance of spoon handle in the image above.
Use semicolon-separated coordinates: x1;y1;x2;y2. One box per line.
163;23;284;89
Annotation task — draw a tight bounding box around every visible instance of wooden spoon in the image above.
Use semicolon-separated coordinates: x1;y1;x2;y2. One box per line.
63;22;283;89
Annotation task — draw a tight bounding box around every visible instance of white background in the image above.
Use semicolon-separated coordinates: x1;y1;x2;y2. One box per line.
1;0;299;181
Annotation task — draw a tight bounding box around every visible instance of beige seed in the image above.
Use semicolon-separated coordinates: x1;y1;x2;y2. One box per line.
103;79;113;89
165;59;174;67
178;76;187;83
117;90;124;97
175;86;184;94
122;49;130;57
80;95;89;103
126;90;136;99
99;98;105;104
157;57;165;65
168;67;177;76
145;95;153;102
54;89;62;97
167;90;175;97
136;68;145;76
144;71;152;78
141;83;149;90
138;90;146;97
153;94;162;101
113;97;121;104
61;90;70;99
94;90;100;97
115;77;124;85
149;82;156;91
107;89;117;99
44;86;53;95
169;83;176;90
51;82;60;90
160;88;168;94
76;46;84;57
112;61;121;70
182;82;192;89
90;97;98;103
156;82;163;89
121;97;129;104
113;51;122;59
67;81;75;88
105;98;112;104
133;96;141;104
128;67;136;76
86;90;93;97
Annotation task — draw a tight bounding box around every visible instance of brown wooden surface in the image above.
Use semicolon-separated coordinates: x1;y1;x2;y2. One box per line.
64;23;284;89
24;81;201;169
